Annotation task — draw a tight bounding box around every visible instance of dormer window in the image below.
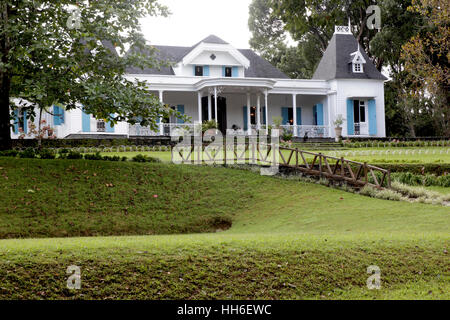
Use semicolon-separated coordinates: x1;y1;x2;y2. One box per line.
350;44;366;74
353;63;363;73
224;67;232;77
195;66;204;76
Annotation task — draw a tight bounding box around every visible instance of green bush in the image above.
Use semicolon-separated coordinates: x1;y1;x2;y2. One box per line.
84;152;104;161
38;149;56;160
0;150;19;157
132;154;162;163
18;148;36;159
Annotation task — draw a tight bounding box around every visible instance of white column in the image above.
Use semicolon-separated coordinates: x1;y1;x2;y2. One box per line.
197;92;202;124
246;93;251;135
256;93;261;130
292;94;297;137
265;90;269;134
214;86;218;123
208;94;212;121
159;90;164;136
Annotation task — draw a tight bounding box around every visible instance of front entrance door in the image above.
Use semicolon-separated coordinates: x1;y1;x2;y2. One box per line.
201;96;227;134
353;100;368;135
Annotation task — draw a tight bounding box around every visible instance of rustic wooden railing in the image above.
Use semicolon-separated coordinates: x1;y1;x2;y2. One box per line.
173;143;391;189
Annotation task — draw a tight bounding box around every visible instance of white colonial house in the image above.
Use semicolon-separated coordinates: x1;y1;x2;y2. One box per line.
11;26;387;140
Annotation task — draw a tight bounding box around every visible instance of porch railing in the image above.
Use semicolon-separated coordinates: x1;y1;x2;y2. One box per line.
129;123;197;137
280;125;330;138
129;123;330;138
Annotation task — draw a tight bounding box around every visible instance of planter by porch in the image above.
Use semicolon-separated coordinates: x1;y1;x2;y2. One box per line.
334;127;342;142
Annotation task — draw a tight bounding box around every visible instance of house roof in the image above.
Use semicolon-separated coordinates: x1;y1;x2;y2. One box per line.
312;33;387;81
126;35;289;79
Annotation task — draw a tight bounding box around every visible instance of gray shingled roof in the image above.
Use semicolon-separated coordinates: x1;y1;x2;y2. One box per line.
126;35;289;79
312;34;387;80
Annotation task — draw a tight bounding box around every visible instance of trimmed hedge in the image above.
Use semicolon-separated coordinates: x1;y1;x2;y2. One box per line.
11;138;172;149
372;163;450;176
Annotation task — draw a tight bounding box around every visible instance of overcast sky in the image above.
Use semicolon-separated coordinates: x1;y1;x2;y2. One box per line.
139;0;254;48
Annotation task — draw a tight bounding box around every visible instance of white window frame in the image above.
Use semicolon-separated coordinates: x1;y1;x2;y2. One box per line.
353;63;363;73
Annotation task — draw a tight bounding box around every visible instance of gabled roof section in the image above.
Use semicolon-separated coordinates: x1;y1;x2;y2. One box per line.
182;35;250;68
312;33;387;81
126;35;289;79
197;35;229;45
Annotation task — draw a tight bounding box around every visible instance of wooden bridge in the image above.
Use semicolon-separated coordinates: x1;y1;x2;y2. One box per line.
173;144;391;189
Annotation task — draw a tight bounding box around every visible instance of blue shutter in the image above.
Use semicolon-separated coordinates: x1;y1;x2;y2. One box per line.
282;107;289;125
262;107;266;125
316;103;324;126
193;65;196;76
23;110;28;134
53;105;61;126
296;107;302;125
13;109;19;134
347;99;354;135
82;109;90;132
106;114;115;133
177;105;185;124
243;106;248;131
203;66;210;77
60;107;65;124
222;66;226;77
232;66;239;77
368;99;377;136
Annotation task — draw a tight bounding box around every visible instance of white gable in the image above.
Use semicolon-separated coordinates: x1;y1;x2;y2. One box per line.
182;42;250;69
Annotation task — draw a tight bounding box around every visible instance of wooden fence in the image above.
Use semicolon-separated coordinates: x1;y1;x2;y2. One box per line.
173;143;391;189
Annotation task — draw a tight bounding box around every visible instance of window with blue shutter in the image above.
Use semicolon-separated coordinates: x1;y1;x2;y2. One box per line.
177;105;185;124
262;107;266;125
281;107;289;125
22;110;28;134
243;106;248;131
13;109;19;134
82;109;91;132
316;103;324;126
106;114;115;133
203;66;210;77
232;66;239;77
53;105;64;126
347;99;355;135
368;99;377;136
296;107;302;125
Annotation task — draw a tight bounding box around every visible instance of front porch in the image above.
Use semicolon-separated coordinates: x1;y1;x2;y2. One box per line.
129;86;331;138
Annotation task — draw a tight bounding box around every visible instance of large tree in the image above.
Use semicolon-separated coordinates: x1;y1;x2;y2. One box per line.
0;0;176;150
401;0;449;136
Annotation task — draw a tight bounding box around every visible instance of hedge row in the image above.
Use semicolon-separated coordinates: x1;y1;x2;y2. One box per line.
0;148;161;163
11;138;172;148
372;163;450;176
344;140;449;148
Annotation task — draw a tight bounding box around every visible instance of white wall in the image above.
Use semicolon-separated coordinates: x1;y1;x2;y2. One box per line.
332;79;386;137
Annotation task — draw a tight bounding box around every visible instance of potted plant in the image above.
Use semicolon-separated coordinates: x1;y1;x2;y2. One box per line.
333;115;345;142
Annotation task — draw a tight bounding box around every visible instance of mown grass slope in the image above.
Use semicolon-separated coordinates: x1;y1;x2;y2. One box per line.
1;158;448;238
0;234;448;299
0;158;448;299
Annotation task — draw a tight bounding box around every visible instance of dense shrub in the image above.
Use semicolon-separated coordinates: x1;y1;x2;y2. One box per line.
84;152;104;161
38;149;56;159
132;154;162;163
18;148;36;159
0;150;19;157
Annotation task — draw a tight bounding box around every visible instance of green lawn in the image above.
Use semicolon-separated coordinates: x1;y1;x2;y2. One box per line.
100;146;450;164
0;158;448;299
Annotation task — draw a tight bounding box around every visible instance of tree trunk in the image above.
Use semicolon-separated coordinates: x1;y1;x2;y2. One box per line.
0;74;11;151
0;2;11;151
